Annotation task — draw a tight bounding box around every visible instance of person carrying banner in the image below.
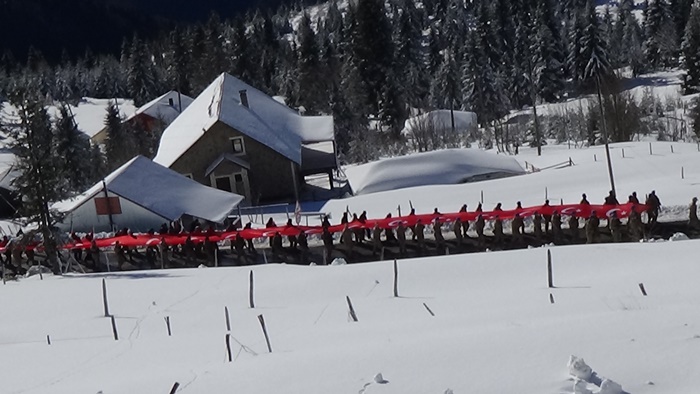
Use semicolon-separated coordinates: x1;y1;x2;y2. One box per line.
690;197;699;229
645;190;661;225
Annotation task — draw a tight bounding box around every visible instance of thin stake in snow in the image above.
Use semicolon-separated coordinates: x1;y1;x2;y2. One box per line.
346;296;358;322
639;283;648;296
549;293;555;304
46;335;51;345
621;148;625;158
110;315;118;341
169;382;180;394
249;270;255;309
257;314;272;353
225;333;232;362
393;259;399;298
649;142;653;155
164;316;172;336
568;157;573;166
397;205;401;217
545;187;548;200
594;154;597;162
681;166;684;179
224;306;231;331
423;302;435;317
671;145;674;153
480;190;484;204
547;250;554;288
102;278;110;317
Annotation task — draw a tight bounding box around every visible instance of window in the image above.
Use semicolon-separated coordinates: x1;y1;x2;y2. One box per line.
231;137;245;154
215;176;232;192
234;173;243;182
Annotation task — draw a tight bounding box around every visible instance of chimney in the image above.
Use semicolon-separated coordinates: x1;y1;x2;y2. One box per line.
239;89;249;108
168;98;174;107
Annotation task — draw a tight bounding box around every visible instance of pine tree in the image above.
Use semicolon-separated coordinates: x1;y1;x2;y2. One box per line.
431;50;461;110
682;1;700;93
104;102;137;171
462;30;509;125
296;12;323;114
165;28;191;96
126;35;158;107
581;0;611;86
54;105;100;192
644;0;678;68
352;0;395;114
2;88;65;273
533;0;566;102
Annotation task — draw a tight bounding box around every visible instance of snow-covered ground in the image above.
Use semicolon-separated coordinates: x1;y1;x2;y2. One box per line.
2;239;700;393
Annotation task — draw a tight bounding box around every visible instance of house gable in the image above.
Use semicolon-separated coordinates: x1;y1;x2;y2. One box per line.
170;120;297;203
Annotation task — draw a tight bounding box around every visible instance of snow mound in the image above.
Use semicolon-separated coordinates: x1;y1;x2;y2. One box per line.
669;232;690;241
401;110;477;136
24;265;52;278
599;379;623;394
346;149;525;195
330;258;347;266
568;356;593;381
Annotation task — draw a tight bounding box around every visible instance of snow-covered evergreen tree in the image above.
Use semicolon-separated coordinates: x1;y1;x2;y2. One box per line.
54;105;101;192
682;0;700;93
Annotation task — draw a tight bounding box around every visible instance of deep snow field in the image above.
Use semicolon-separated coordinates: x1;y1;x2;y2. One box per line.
0;139;699;393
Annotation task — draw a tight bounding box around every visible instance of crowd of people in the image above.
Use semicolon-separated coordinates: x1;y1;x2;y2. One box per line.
0;190;697;274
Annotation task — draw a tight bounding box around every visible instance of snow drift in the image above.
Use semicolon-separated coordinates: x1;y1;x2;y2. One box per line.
346;149;525;195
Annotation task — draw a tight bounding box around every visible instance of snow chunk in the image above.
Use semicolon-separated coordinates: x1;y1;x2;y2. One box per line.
573;379;593;394
568;355;593;381
374;373;388;384
599;379;623;394
330;258;347;266
669;232;690;241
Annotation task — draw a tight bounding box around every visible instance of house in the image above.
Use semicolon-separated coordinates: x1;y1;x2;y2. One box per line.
92;91;194;144
153;73;336;204
55;156;243;233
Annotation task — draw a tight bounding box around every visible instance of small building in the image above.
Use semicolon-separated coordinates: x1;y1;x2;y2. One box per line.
153;73;336;205
92;91;194;144
55;156;243;233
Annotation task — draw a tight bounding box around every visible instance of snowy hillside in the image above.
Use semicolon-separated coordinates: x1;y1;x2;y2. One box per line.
323;141;700;223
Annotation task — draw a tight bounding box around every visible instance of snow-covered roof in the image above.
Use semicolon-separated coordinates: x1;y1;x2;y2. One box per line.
345;149;525;195
55;156;243;223
154;73;334;168
125;91;193;125
402;110;478;136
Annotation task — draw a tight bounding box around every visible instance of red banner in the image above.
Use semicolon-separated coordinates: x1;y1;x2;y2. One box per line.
54;202;648;251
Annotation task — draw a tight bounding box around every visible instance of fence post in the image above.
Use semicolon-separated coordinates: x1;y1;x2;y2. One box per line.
547;250;554;288
649;142;653;155
110;315;119;341
249;270;255;308
393;259;399;298
224;306;231;331
257;314;273;353
639;283;648;296
169;382;180;394
346;296;358;322
681;166;684;179
164;316;172;336
102;279;110;317
225;333;233;362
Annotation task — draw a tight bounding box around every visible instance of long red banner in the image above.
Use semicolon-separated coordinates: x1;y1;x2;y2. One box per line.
44;202;647;251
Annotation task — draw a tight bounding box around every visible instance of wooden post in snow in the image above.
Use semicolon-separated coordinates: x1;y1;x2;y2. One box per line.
423;302;435;317
249;270;255;308
649;142;653;155
224;306;231;331
681;167;684;179
257;314;273;353
480;190;484;204
393;259;399;298
594;154;597;162
102;278;110;317
638;283;648;296
169;382;180;394
549;293;555;304
46;335;51;345
225;333;233;362
547;250;554;288
164;316;172;336
346;296;358;322
671;145;674;153
621;148;625;158
110;315;119;341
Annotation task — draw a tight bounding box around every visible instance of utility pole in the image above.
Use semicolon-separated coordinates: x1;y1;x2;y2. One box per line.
595;73;616;195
